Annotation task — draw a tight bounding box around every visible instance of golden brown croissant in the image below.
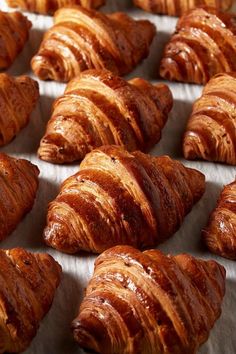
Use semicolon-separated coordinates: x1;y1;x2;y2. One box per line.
38;69;173;163
6;0;105;14
0;247;61;353
202;180;236;260
0;11;31;70
0;153;39;242
72;245;226;354
44;145;205;254
159;7;236;84
133;0;232;16
183;72;236;165
31;6;156;82
0;73;39;147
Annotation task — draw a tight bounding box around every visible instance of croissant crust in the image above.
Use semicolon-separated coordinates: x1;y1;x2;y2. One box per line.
203;180;236;260
31;6;156;82
159;7;236;84
0;248;61;353
38;69;173;163
44;145;205;254
72;245;226;354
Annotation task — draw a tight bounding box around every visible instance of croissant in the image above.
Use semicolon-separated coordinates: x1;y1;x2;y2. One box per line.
0;73;39;147
133;0;232;16
183;73;236;165
38;69;173;163
31;6;156;82
0;153;39;242
0;247;61;353
44;145;205;254
72;245;226;354
159;7;236;84
202;180;236;260
6;0;105;14
0;11;31;70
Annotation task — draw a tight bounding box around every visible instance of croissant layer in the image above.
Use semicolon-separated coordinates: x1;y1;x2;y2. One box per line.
38;69;173;163
44;145;205;254
72;245;226;354
0;153;39;242
31;6;156;82
159;7;236;84
6;0;105;14
0;73;39;147
0;248;61;353
203;180;236;260
0;11;31;70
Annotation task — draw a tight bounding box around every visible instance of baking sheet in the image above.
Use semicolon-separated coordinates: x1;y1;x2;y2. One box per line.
0;1;236;353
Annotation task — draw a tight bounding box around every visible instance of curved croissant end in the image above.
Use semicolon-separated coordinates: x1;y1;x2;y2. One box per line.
159;7;236;84
203;180;236;260
183;72;236;165
31;6;156;82
0;248;61;353
133;0;232;16
0;11;31;70
0;73;39;147
72;246;226;354
0;153;39;242
38;69;173;163
43;145;205;254
6;0;105;14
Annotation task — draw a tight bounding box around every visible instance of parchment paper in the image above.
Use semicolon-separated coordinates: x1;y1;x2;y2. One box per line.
0;1;235;353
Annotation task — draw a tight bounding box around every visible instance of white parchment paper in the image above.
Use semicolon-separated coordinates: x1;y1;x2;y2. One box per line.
0;1;236;353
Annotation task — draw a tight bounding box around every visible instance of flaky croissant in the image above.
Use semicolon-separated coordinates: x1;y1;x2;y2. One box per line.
31;6;156;82
0;153;39;242
0;11;31;70
202;180;236;260
183;72;236;165
159;7;236;84
72;245;226;354
6;0;105;14
133;0;232;16
44;145;205;254
38;69;173;163
0;247;61;353
0;73;39;147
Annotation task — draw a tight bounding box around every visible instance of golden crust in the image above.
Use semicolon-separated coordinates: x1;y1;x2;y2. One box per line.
72;245;226;354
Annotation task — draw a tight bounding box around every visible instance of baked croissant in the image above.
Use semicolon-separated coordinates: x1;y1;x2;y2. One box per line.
202;180;236;260
44;145;205;254
38;69;173;163
159;7;236;84
0;73;39;147
72;245;226;354
0;11;31;70
0;247;61;353
6;0;105;14
183;72;236;165
31;6;156;82
0;153;39;242
133;0;232;16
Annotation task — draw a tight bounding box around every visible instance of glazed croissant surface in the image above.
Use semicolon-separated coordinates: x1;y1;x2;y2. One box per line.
0;247;61;353
0;153;39;242
0;73;39;147
38;69;173;163
44;145;205;254
72;245;226;354
6;0;105;14
133;0;232;16
31;6;156;82
159;7;236;84
203;180;236;260
0;10;31;70
183;72;236;165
